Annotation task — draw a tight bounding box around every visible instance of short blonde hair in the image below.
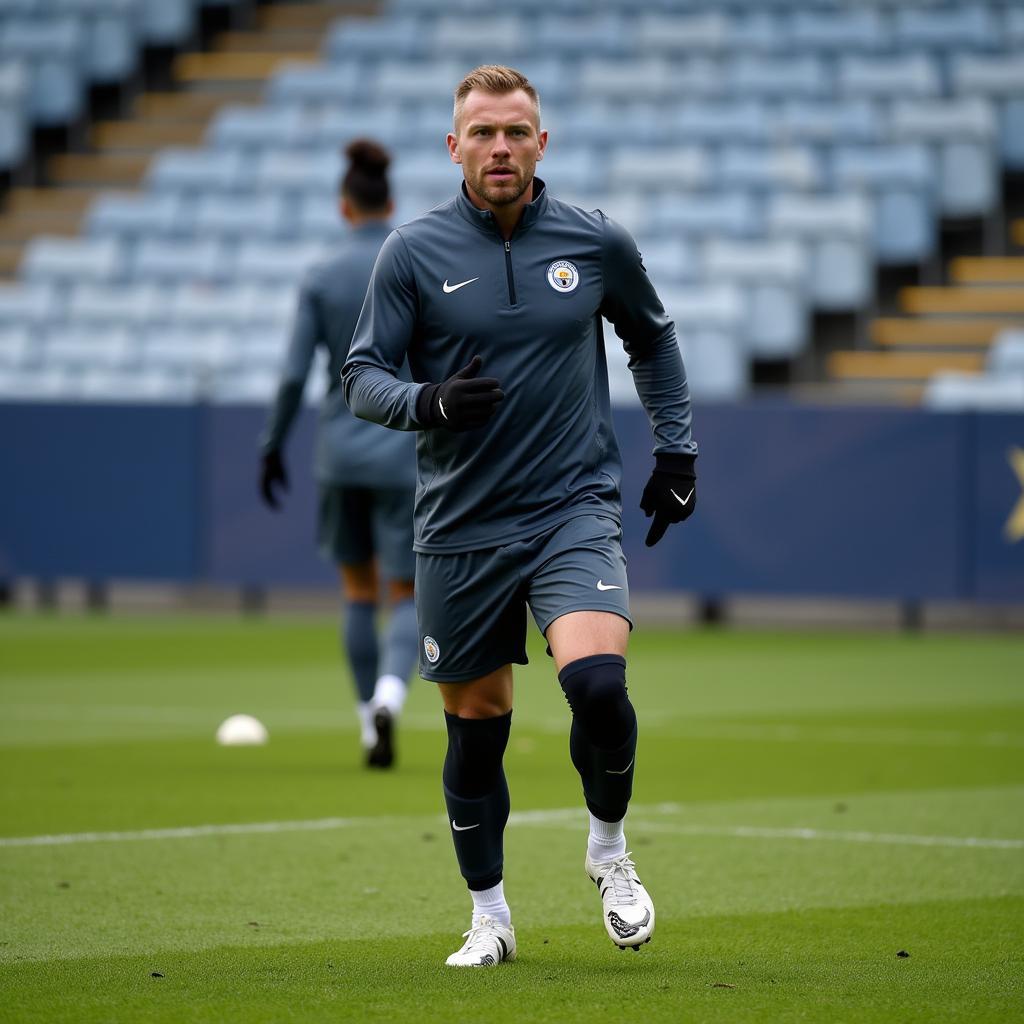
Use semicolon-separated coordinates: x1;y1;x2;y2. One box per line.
453;65;541;132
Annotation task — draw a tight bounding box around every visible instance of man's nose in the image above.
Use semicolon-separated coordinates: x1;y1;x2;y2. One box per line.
491;133;511;155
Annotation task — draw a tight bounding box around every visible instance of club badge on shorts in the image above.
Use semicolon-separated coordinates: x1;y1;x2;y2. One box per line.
423;635;440;664
546;259;579;293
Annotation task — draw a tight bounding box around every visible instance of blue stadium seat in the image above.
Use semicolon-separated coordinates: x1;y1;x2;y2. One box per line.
66;283;168;328
21;237;123;285
191;194;289;241
0;326;33;368
432;17;526;60
654;191;761;239
255;149;340;196
632;239;699;288
84;193;185;240
532;14;628;58
951;56;1024;170
169;284;295;331
717;146;820;191
312;106;404;149
924;372;1024;412
43;325;135;371
323;15;425;61
0;104;26;171
52;0;140;85
147;148;245;195
0;17;85;125
727;55;831;98
139;0;194;47
266;63;363;107
374;61;465;105
831;144;937;264
389;154;463;196
132;239;228;285
772;100;882;145
894;6;1000;51
987;330;1024;376
578;59;676;102
701;237;809;358
234;241;326;286
609;147;712;191
671;101;769;145
142;327;237;374
678;329;748;401
658;282;745;333
838;54;941;99
631;11;731;54
0;283;60;328
787;8;886;52
207;105;306;151
767;194;873;311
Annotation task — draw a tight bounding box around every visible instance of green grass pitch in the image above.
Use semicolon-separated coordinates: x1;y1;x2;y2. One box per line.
1;614;1022;1023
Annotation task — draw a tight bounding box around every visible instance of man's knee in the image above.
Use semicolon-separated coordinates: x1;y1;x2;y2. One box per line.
558;654;636;749
443;710;512;798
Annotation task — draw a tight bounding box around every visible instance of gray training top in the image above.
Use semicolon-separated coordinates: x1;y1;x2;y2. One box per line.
342;179;697;554
261;221;416;490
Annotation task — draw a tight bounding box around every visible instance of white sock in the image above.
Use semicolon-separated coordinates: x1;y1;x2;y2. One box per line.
372;674;406;716
356;701;376;748
470;881;511;927
588;812;627;863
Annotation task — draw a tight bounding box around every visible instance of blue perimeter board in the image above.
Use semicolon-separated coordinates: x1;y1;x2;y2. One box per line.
0;401;1021;601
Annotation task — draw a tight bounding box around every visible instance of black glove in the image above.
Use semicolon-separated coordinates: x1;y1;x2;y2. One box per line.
640;452;697;547
260;449;288;510
415;355;504;432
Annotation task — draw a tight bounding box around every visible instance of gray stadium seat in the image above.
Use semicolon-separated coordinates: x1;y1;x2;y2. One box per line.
235;241;326;286
0;16;85;125
255;149;340;196
139;0;194;47
655;191;761;239
0;326;33;368
43;325;135;370
311;106;404;149
632;12;731;54
924;372;1024;412
578;59;676;102
678;330;747;401
987;330;1024;376
375;61;465;105
146;149;245;195
85;193;185;240
727;56;831;98
142;327;237;374
432;17;526;60
53;0;139;85
767;194;873;311
0;283;60;328
207;105;306;151
894;6;999;51
533;15;627;58
658;283;745;333
788;9;886;51
608;147;712;191
717;146;820;191
772;100;882;145
633;239;699;288
169;284;295;330
266;63;363;107
838;54;941;99
132;239;228;285
66;283;168;328
389;154;463;196
21;237;123;285
322;15;424;61
192;194;289;242
671;101;769;145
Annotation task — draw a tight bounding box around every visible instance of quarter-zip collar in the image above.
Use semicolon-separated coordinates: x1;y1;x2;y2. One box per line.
455;177;548;238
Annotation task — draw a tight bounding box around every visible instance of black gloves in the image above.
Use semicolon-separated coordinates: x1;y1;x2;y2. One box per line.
260;449;288;509
416;355;504;432
640;452;697;547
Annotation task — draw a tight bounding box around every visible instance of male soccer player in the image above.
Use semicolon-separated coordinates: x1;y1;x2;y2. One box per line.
260;140;418;769
342;67;697;964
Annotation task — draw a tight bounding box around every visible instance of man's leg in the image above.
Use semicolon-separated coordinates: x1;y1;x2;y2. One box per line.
338;562;380;755
545;593;655;949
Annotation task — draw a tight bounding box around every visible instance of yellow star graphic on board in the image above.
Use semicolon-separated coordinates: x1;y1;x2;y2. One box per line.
1006;447;1024;543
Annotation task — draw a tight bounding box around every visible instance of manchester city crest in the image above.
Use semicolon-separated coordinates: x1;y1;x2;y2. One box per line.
423;635;440;664
546;259;579;293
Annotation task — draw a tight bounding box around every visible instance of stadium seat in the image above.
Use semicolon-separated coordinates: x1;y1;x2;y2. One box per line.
255;149;340;196
141;327;237;374
578;60;677;102
532;15;627;58
0;283;61;328
924;371;1024;412
266;63;363;107
207;105;307;152
85;194;185;241
655;191;761;239
191;194;289;242
43;325;135;370
139;0;194;47
767;193;873;311
608;147;712;191
659;282;746;332
234;241;326;286
987;330;1024;376
838;54;941;100
169;284;295;330
132;239;228;285
53;0;139;85
788;8;886;52
322;15;425;61
634;239;699;288
375;61;466;104
670;101;769;145
432;17;527;60
0;326;33;368
726;56;831;99
146;149;245;195
894;6;1000;51
21;237;123;285
0;16;85;125
311;106;404;149
66;283;168;328
717;146;820;191
773;100;882;145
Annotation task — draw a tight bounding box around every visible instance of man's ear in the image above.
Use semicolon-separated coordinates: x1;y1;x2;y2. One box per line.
447;132;462;165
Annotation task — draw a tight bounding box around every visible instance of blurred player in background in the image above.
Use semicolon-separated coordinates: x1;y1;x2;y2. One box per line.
343;67;698;965
260;140;418;770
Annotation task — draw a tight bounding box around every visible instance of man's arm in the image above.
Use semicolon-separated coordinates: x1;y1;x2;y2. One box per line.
599;213;697;457
600;214;698;545
342;230;425;431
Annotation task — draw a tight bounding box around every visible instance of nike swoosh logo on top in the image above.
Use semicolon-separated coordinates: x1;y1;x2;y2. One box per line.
438;397;448;420
451;821;479;832
596;580;622;591
606;757;634;775
670;487;694;508
442;277;479;293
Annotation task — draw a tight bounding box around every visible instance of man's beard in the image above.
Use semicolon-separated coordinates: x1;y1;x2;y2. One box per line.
467;165;534;206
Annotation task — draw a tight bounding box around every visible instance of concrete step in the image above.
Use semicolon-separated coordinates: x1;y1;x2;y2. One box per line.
48;153;150;187
4;187;106;215
949;257;1024;286
828;350;985;381
0;208;85;243
133;91;258;122
174;51;316;84
91;120;207;151
870;317;1022;348
900;286;1024;316
257;2;377;31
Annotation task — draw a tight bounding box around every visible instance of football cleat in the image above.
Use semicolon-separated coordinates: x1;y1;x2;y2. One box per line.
445;915;516;967
366;707;394;769
586;851;655;948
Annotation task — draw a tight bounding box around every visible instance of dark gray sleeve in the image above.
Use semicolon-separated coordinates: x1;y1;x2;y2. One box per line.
260;279;320;454
599;214;698;456
342;230;426;431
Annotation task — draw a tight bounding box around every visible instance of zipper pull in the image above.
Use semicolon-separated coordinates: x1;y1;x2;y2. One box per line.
505;240;511;253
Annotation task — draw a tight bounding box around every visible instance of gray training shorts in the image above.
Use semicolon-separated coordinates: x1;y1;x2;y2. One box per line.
414;513;633;683
318;484;416;581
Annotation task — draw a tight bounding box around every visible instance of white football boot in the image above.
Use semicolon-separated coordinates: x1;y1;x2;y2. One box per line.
585;851;655;950
445;915;516;967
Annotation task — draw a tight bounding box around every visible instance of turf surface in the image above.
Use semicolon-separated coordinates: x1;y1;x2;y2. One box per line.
1;615;1022;1022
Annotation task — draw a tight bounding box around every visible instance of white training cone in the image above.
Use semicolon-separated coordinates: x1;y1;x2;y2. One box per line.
216;714;268;746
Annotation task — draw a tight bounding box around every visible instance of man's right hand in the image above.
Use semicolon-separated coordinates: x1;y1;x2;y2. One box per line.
260;449;288;509
416;355;504;432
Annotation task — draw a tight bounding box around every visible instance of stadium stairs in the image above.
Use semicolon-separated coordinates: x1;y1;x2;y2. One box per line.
823;175;1024;402
0;1;375;280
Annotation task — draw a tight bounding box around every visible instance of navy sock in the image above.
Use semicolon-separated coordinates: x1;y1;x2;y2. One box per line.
343;601;378;703
559;655;637;823
379;597;418;684
442;711;512;891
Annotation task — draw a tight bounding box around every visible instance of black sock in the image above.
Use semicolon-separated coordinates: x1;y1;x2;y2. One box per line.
559;655;637;823
442;711;512;891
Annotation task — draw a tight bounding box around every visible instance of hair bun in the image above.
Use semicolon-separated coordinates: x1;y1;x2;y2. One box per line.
345;139;390;176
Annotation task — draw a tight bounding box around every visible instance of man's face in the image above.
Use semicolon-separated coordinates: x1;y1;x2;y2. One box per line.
448;88;547;208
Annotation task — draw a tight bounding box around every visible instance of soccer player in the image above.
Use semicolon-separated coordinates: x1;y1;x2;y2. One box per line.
342;67;697;964
260;139;418;769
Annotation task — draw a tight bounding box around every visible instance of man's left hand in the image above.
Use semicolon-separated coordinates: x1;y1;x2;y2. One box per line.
640;452;697;547
260;450;289;510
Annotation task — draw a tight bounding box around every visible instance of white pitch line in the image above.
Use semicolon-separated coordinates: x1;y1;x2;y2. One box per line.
1;803;1021;852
